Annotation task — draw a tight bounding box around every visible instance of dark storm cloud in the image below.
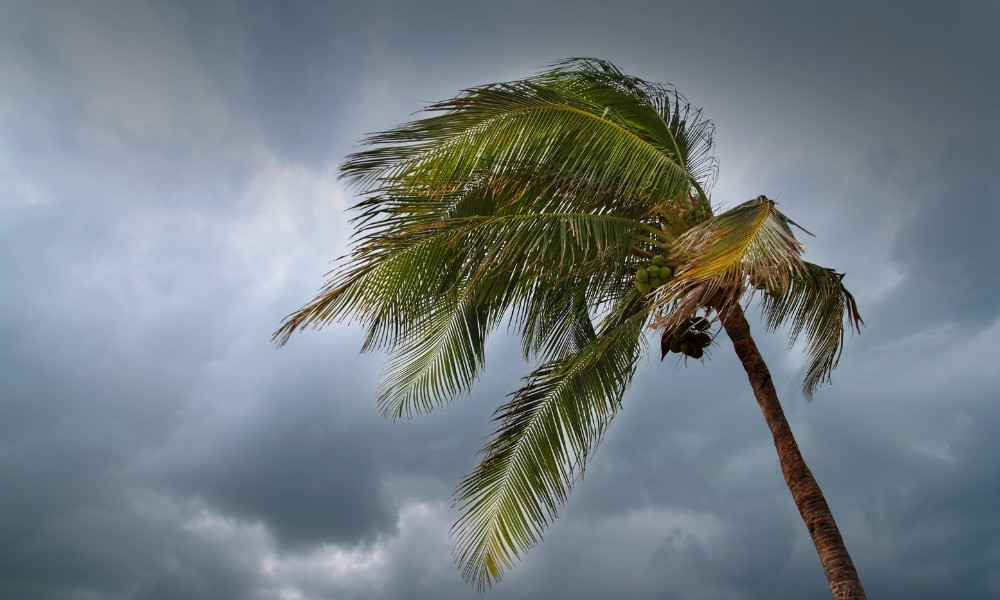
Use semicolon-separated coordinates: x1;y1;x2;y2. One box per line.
138;334;398;547
880;128;1000;332
1;0;998;598
132;330;499;550
0;492;281;600
226;0;373;168
784;330;1000;599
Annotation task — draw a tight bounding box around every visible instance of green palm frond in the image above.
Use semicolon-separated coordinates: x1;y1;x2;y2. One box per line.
276;193;656;417
341;58;714;213
516;286;597;362
377;296;495;419
369;206;651;418
545;58;718;196
344;94;684;208
452;295;648;589
759;262;862;398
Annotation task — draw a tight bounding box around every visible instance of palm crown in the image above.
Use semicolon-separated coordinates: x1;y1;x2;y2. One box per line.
275;59;863;596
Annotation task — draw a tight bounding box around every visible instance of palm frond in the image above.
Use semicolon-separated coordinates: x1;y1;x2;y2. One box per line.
377;296;495;419
276;189;656;416
544;58;718;199
341;59;715;216
345;99;686;217
369;205;651;417
452;295;648;589
759;262;863;398
516;286;596;362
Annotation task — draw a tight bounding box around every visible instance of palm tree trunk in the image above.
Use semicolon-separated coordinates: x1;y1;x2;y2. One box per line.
716;303;866;600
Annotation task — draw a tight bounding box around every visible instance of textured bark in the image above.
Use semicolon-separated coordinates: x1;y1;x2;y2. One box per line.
716;303;866;600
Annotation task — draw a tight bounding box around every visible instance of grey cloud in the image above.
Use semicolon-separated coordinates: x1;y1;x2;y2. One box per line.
238;2;371;168
882;132;1000;332
0;488;273;600
2;0;999;599
128;324;522;550
811;399;1000;599
139;336;400;548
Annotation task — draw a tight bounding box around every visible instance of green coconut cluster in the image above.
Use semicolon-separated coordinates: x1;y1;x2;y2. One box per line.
634;254;673;294
662;315;713;359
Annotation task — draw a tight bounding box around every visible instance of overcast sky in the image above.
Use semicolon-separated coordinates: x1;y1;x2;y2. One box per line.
2;1;998;599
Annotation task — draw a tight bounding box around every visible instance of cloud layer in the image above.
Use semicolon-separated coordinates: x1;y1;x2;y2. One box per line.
2;1;998;598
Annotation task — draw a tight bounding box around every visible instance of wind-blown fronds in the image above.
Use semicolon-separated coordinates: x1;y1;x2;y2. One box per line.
275;179;659;414
341;58;714;221
452;296;647;589
274;58;862;591
516;287;597;363
544;58;718;198
649;196;860;396
759;262;863;398
371;204;650;419
377;296;495;419
274;58;712;421
276;59;714;349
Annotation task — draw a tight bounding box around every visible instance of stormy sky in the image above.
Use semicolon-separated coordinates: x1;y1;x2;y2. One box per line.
1;1;998;598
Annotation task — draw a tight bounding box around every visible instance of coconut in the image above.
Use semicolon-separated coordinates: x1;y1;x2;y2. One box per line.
647;265;660;277
636;281;652;294
694;332;712;348
749;273;768;290
651;255;665;267
649;277;662;288
688;345;704;359
669;337;683;353
635;268;649;282
680;341;698;356
694;317;710;331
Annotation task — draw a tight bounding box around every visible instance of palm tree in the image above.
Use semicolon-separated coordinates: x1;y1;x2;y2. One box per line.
274;58;865;599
